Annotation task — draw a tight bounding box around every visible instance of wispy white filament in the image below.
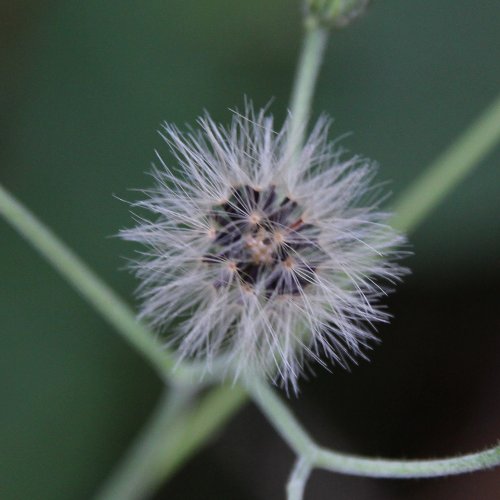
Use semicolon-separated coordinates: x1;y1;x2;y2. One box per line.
121;104;407;391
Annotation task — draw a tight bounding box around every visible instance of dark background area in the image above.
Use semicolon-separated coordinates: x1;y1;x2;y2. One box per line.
1;1;499;499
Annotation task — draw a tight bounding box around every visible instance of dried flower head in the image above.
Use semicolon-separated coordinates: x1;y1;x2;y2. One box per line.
121;104;407;391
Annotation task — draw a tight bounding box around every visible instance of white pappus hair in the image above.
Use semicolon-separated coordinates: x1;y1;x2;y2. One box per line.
120;104;408;392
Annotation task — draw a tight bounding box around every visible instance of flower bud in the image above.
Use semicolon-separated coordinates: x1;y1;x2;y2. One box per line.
306;0;371;28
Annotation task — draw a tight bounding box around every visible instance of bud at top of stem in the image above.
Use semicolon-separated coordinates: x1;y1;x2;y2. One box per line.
305;0;371;29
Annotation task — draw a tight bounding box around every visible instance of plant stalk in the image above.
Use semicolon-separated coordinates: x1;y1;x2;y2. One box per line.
286;17;330;160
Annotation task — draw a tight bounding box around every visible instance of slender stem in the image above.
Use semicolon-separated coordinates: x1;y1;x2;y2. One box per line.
287;457;313;500
0;184;175;380
315;445;500;478
286;18;330;159
95;385;195;500
392;92;500;233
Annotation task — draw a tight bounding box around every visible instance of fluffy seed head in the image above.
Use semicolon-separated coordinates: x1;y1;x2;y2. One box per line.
120;104;407;391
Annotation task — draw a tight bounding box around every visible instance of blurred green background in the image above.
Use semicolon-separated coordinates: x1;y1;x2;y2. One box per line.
1;1;499;499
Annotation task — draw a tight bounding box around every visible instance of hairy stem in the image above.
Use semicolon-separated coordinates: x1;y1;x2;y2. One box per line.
287;457;313;500
286;17;330;159
392;92;500;232
315;445;500;478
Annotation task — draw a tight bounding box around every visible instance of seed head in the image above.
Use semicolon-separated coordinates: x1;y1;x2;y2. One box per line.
120;104;407;391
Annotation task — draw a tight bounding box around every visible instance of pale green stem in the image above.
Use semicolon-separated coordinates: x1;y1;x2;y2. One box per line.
0;184;174;380
95;384;195;500
391;92;500;233
249;381;500;479
286;17;330;159
287;457;313;500
315;445;500;478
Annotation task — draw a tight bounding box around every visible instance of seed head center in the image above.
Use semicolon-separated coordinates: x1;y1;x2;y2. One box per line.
245;229;275;264
204;184;325;296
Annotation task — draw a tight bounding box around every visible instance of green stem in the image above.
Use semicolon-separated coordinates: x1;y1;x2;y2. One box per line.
286;17;330;159
95;385;195;500
0;184;174;380
287;457;312;500
392;92;500;233
315;445;500;478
